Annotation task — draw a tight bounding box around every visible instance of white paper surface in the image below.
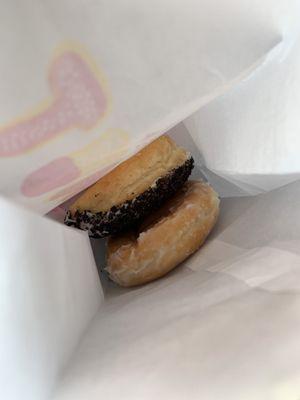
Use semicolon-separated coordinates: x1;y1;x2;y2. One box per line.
0;197;102;400
185;21;300;194
1;2;300;400
0;0;284;213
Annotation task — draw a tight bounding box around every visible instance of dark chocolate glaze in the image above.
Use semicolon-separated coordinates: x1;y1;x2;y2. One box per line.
64;157;194;238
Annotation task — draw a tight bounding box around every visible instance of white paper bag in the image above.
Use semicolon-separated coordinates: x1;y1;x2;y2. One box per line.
1;2;300;400
0;0;290;214
185;30;300;194
0;198;102;400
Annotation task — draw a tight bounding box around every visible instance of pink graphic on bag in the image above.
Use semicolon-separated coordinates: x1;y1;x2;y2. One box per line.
49;167;114;204
21;157;80;197
22;161;113;200
0;51;108;156
21;129;130;198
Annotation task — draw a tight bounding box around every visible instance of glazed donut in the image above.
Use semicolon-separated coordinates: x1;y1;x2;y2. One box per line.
106;181;220;287
65;135;194;238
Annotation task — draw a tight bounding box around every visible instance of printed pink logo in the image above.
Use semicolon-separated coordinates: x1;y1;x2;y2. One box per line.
21;157;81;198
21;129;129;199
0;51;108;156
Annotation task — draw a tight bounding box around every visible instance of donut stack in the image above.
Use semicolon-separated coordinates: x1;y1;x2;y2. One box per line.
65;135;219;287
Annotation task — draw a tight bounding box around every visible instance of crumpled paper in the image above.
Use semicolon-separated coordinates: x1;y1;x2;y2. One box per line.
1;2;300;400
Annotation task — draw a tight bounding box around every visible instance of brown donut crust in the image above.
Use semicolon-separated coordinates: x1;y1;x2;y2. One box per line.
106;181;220;287
69;135;189;214
65;157;193;238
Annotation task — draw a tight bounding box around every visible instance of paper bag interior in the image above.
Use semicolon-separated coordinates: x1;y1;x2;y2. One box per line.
52;129;300;400
2;127;300;400
1;2;300;398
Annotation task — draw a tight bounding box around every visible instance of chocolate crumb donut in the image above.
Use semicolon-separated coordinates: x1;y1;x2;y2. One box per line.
65;135;194;238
